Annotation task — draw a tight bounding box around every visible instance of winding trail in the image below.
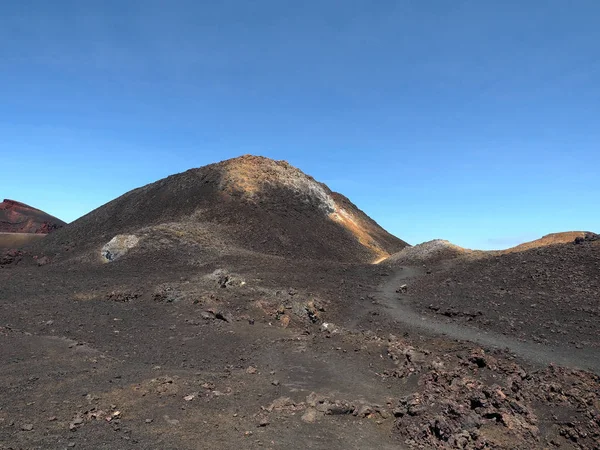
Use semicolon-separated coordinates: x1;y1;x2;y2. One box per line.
377;267;600;374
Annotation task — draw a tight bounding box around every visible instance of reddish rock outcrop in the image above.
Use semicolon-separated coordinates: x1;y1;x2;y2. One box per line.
0;199;66;234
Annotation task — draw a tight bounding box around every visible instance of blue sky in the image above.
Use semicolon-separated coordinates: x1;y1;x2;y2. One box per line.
1;1;599;249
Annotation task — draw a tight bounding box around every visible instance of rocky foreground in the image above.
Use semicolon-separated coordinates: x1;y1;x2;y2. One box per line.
1;251;599;449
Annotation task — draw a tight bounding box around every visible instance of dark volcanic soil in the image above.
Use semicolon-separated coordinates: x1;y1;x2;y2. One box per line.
403;239;600;351
1;246;599;449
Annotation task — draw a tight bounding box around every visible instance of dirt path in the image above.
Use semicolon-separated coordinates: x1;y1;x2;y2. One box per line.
377;267;600;374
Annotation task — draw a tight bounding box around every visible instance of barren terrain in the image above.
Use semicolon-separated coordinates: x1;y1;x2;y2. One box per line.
1;157;598;449
0;233;45;249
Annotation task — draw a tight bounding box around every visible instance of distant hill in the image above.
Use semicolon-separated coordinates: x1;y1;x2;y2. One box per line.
382;231;597;266
501;231;589;253
407;234;600;351
0;199;66;234
383;239;478;266
38;155;408;263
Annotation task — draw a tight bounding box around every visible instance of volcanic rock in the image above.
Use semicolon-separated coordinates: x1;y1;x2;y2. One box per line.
383;239;476;266
408;237;600;348
36;155;407;263
0;199;66;234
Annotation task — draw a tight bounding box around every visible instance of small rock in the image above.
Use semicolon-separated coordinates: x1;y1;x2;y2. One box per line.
325;403;354;415
37;256;50;266
215;311;234;323
183;393;197;401
21;423;33;431
267;397;294;412
355;405;373;418
302;409;317;423
69;416;84;431
145;419;153;423
319;322;338;334
306;392;328;408
396;284;408;293
271;380;280;386
258;418;270;427
246;366;257;374
279;315;290;328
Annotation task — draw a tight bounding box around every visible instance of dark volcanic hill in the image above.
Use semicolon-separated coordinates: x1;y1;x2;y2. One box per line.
0;199;66;234
38;155;407;263
405;234;600;349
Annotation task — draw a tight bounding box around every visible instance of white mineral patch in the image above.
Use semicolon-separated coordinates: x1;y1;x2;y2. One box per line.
101;234;139;262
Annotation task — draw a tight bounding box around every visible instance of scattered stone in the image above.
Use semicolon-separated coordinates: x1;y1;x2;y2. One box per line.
69;416;84;431
106;411;121;422
37;256;50;266
267;397;294;412
319;322;339;334
21;423;33;431
355;404;374;418
301;409;317;423
324;402;354;415
306;392;328;408
258;418;270;427
215;311;234;323
279;315;290;328
246;366;257;374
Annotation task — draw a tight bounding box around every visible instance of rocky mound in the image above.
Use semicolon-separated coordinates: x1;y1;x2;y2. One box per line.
383;240;478;266
407;237;600;349
37;155;407;264
574;231;599;244
0;199;66;234
502;231;589;253
384;232;597;267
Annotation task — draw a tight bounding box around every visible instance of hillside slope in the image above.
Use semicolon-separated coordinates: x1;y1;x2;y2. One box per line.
0;199;66;234
406;237;600;349
38;155;407;263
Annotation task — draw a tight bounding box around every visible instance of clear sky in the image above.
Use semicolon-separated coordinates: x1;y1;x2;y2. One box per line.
2;1;599;249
